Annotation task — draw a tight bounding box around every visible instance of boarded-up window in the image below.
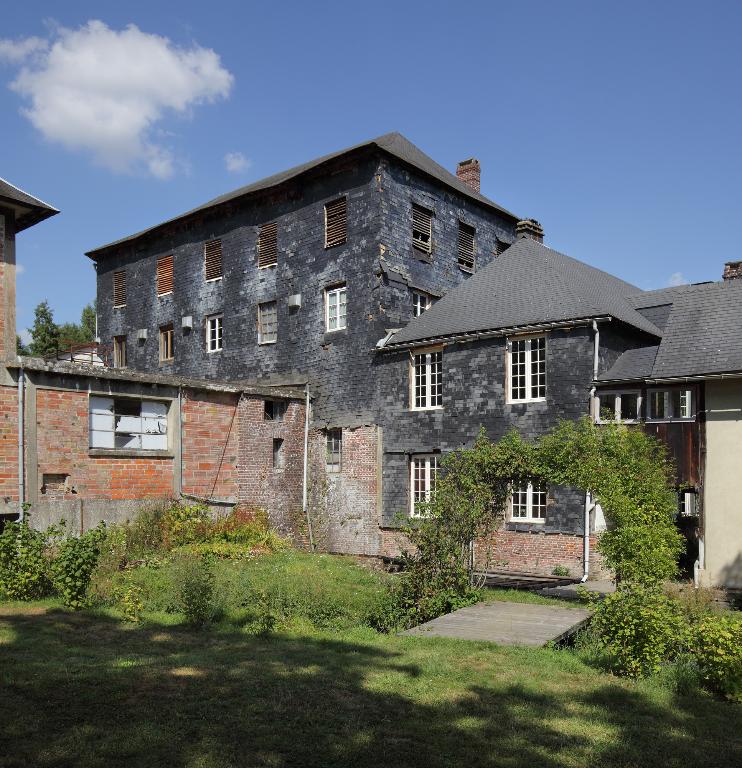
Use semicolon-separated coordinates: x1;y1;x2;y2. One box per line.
258;222;278;268
204;238;223;281
89;395;168;451
157;254;174;295
113;270;126;307
113;335;127;368
324;197;347;248
457;222;475;272
159;324;174;362
412;204;433;254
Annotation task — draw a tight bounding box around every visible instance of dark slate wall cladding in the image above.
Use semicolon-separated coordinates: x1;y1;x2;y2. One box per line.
376;327;596;532
376;158;517;329
97;151;519;428
97;157;386;424
598;322;652;376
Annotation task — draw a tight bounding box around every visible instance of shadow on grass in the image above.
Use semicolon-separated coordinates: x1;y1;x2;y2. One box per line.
0;608;739;768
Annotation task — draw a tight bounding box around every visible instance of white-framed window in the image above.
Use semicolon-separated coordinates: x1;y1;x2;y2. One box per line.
647;389;694;421
159;324;174;362
508;335;546;402
89;395;168;451
596;390;642;422
411;348;443;410
113;335;127;368
206;314;223;352
410;454;438;517
326;428;342;473
325;285;347;332
258;301;278;344
411;289;433;317
510;482;547;523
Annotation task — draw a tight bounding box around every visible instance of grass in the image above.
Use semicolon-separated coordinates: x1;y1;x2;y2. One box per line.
0;553;740;767
482;587;583;609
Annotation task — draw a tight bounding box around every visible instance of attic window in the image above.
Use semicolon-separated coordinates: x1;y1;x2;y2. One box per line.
324;197;347;249
457;221;475;272
113;270;126;308
204;238;223;281
258;222;278;268
412;204;433;254
157;254;174;296
495;238;510;256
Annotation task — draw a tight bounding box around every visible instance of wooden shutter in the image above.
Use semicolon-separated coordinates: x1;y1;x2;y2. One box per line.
113;270;126;307
204;239;223;281
324;197;347;248
412;204;432;253
258;222;278;268
457;222;475;271
495;237;510;256
157;254;174;295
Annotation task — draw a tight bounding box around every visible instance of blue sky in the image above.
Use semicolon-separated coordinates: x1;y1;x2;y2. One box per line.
2;1;741;338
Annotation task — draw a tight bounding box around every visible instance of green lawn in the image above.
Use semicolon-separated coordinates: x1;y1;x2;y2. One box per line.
1;591;740;767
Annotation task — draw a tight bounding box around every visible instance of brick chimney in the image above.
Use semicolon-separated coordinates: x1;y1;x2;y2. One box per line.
516;219;544;243
456;158;481;193
723;260;742;280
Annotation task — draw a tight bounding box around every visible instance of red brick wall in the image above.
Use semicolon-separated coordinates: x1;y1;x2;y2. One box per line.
0;383;18;500
237;395;305;536
36;388;173;500
182;390;239;501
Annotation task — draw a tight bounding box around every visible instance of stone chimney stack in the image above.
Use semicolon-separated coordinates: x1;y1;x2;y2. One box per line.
456;158;481;193
516;219;544;243
723;261;742;280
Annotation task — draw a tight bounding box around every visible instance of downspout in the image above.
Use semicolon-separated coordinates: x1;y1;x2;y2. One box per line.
178;386;183;498
17;364;25;522
302;384;314;551
582;320;601;582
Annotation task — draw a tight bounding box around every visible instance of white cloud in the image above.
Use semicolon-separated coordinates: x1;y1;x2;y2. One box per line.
668;272;687;287
0;36;48;63
224;151;251;173
2;21;233;178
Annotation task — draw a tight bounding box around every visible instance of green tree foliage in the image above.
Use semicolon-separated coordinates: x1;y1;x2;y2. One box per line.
28;300;60;356
15;335;29;356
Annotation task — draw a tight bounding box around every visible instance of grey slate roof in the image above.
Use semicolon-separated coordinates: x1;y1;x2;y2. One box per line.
386;237;663;346
598;346;660;382
0;177;59;232
87;132;519;258
600;279;742;381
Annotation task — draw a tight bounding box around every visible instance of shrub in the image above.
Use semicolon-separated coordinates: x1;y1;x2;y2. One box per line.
691;614;742;700
552;565;570;577
119;582;145;622
590;584;688;678
51;523;106;609
0;520;54;600
173;554;216;627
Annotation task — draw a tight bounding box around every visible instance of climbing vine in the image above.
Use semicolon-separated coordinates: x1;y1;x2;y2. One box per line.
386;417;683;628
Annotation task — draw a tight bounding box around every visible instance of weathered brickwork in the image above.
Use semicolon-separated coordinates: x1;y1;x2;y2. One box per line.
0;384;18;500
182;390;239;501
35;388;174;500
237;394;305;537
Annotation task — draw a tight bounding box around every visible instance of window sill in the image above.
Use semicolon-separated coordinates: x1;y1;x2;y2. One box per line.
458;264;475;274
645;418;696;424
258;264;277;270
258;340;277;346
411;406;443;412
510;518;545;525
89;448;173;459
322;329;348;343
157;292;173;298
205;277;223;283
507;397;546;405
206;348;223;354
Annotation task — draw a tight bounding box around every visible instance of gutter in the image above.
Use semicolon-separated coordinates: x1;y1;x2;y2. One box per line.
17;363;24;522
379;317;613;353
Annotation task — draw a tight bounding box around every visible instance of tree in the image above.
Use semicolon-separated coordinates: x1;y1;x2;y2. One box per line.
16;335;29;356
28;301;60;357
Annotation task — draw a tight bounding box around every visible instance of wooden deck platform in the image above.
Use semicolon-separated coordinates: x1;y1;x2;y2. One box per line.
400;600;592;647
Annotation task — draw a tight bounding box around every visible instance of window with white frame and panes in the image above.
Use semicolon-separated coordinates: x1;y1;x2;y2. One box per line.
411;289;433;317
647;389;694;420
89;396;168;451
326;429;342;473
508;335;546;402
206;314;223;352
258;301;277;344
411;348;442;410
410;454;438;516
596;391;642;422
511;482;547;523
325;285;347;332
